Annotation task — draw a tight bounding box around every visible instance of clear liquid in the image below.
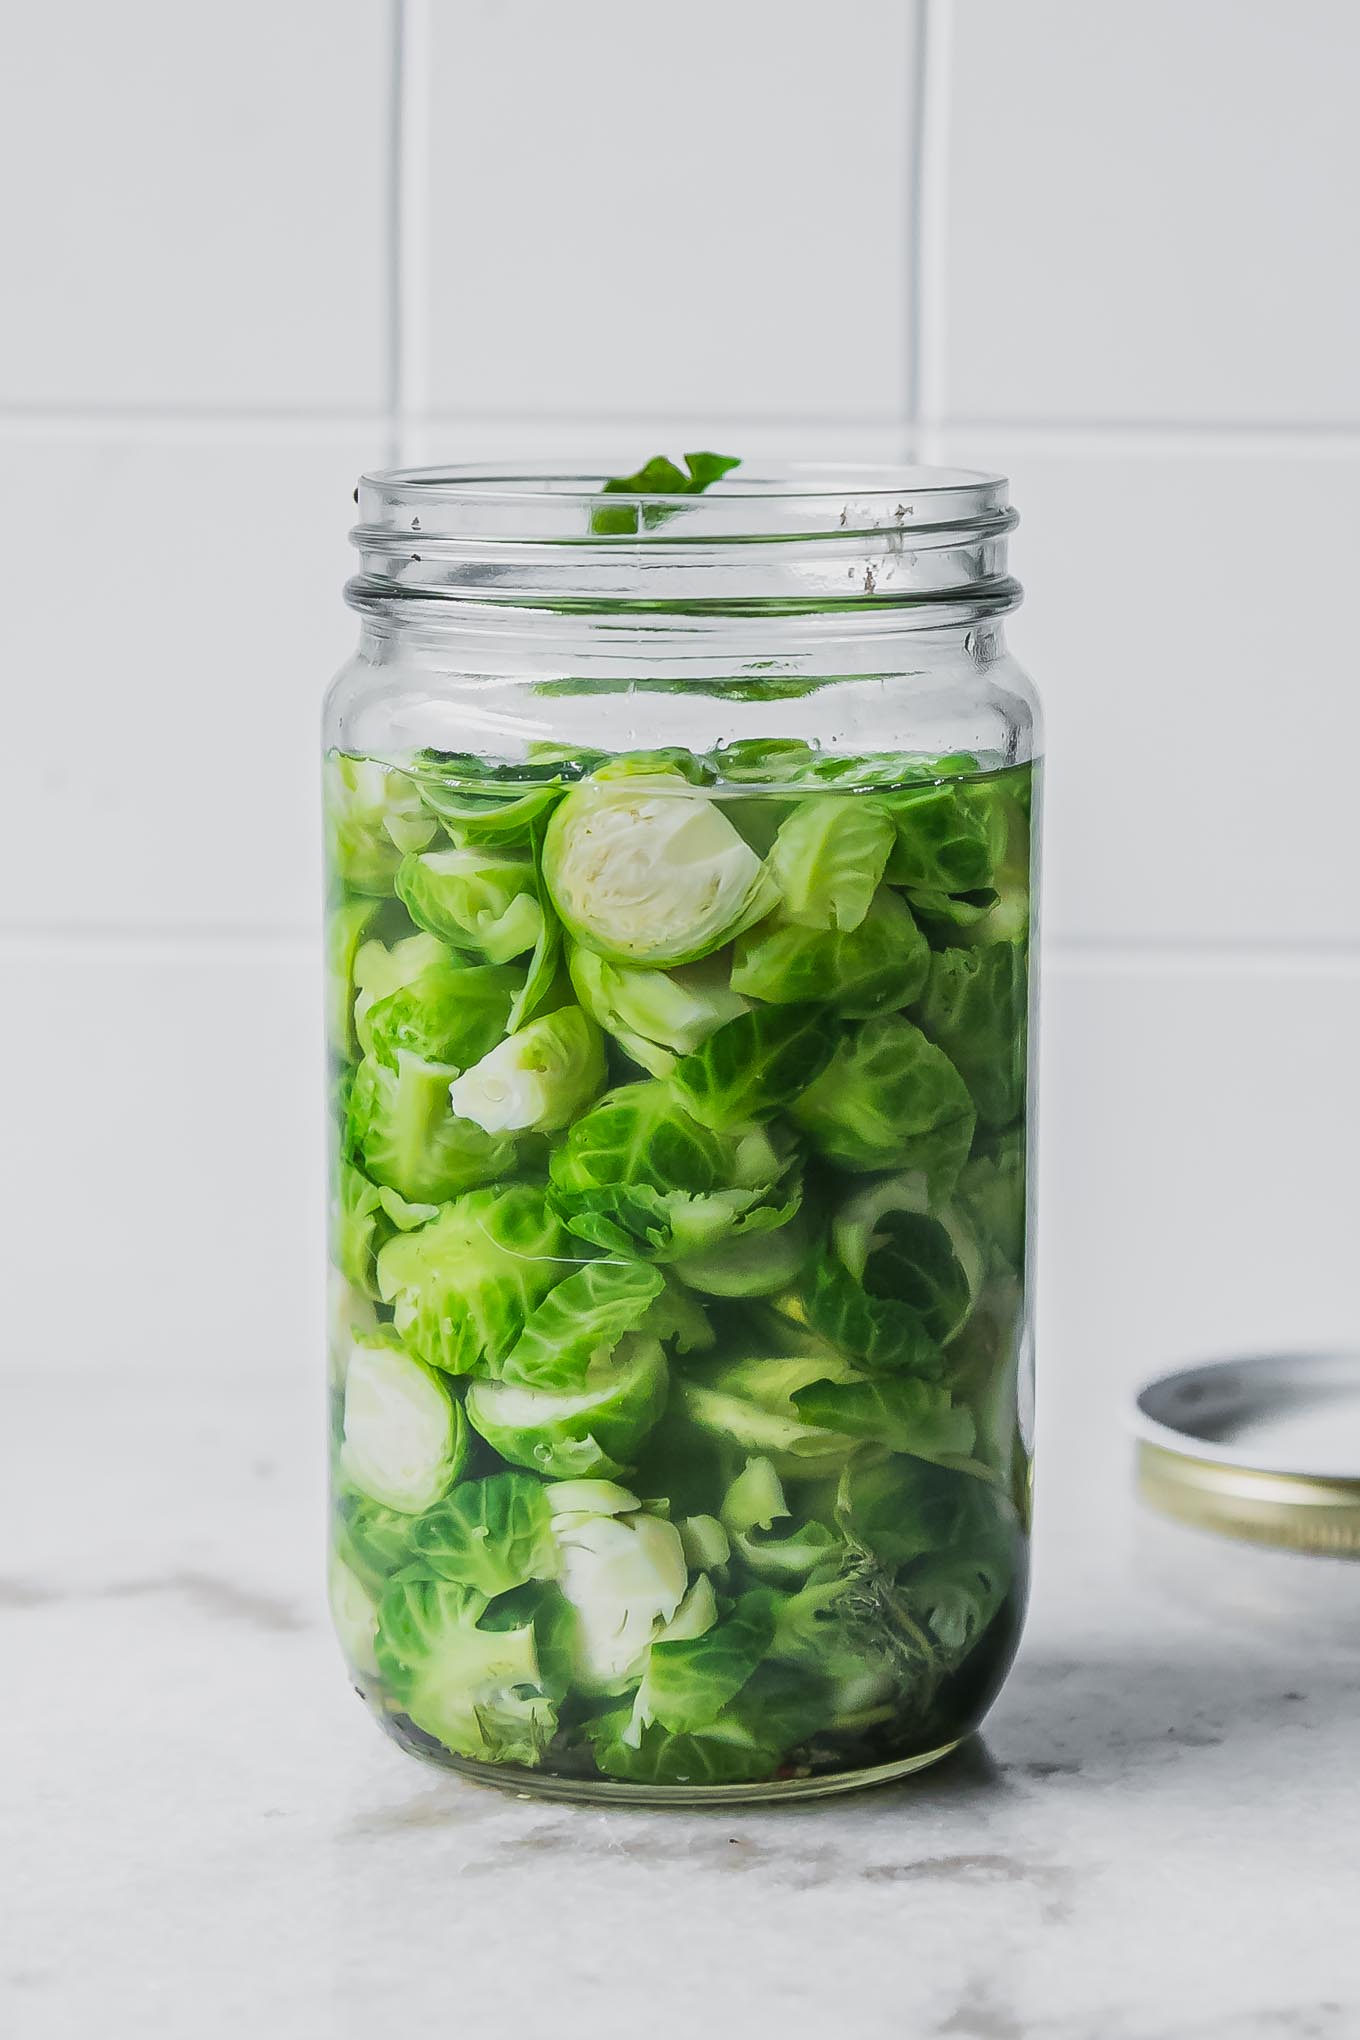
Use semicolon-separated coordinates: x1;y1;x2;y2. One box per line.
324;743;1035;1796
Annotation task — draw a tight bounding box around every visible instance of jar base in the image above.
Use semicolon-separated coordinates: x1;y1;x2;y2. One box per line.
377;1713;965;1807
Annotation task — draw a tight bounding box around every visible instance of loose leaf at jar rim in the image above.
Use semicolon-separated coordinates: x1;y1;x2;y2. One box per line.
670;1003;838;1132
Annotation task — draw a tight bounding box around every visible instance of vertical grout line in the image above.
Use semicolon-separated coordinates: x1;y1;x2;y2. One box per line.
903;0;930;461
389;0;432;466
382;1;405;466
910;0;954;464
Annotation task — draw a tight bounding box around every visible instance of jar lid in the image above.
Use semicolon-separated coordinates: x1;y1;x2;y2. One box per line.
1133;1351;1360;1557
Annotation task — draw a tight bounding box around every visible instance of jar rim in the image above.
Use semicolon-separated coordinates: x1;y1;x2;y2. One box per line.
354;460;1014;540
347;460;1021;619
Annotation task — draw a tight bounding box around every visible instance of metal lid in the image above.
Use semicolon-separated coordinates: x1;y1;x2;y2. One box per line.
1133;1351;1360;1557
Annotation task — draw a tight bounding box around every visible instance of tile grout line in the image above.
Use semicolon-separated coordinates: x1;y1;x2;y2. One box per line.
381;0;405;466
391;0;432;464
1;929;1358;979
907;0;953;465
902;0;929;460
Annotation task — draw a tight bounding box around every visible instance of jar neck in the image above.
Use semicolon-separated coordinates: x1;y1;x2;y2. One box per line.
345;463;1022;634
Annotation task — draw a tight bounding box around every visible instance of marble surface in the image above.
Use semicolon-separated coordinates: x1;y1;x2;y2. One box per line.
8;1366;1360;2040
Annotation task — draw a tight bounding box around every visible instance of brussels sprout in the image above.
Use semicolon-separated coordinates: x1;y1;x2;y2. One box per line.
568;947;749;1077
542;772;777;966
326;744;1034;1789
353;933;451;1057
375;1572;556;1763
397;846;543;963
790;1376;976;1465
671;1216;811;1298
551;1499;689;1694
328;1552;380;1677
339;1332;470;1514
347;1051;517;1204
409;1472;558;1596
332;1160;438;1300
957;1131;1027;1275
832;1175;985;1344
767;796;896;931
504;1260;664;1389
730;889;930;1017
326;755;437;894
548;1080;802;1262
792;1015;976;1195
720;1458;842;1583
883;779;1007;895
679;1352;862;1481
327;1267;378;1387
332;1487;417;1595
376;1185;571;1375
449;1006;606;1135
466;1332;669;1478
327;899;380;1059
625;1591;772;1742
912;941;1028;1131
365;954;521;1076
670;1003;837;1131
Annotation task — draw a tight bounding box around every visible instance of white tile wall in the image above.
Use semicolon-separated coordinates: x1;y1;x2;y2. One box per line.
944;1;1360;426
4;1;1357;1385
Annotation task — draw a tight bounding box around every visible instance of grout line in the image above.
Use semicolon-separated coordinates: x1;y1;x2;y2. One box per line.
1;406;1359;463
391;0;432;464
908;0;953;465
902;0;929;460
381;0;405;466
1;927;1357;979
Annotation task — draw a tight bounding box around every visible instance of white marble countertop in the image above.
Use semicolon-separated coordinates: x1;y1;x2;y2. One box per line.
9;1365;1360;2040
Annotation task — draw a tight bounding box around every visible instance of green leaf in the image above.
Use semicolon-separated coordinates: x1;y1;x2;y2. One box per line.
912;941;1028;1131
396;845;543;963
408;1472;558;1596
767;797;896;931
346;1051;518;1203
376;1184;571;1376
375;1572;556;1764
465;1333;669;1478
633;1592;774;1736
364;956;521;1074
504;1260;665;1388
670;1003;838;1131
589;1716;779;1785
591;451;741;534
802;1250;944;1380
731;889;930;1017
326;898;381;1059
883;780;1008;894
791;1375;975;1463
792;1014;976;1194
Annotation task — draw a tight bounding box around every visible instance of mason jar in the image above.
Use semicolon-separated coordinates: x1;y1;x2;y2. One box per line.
323;462;1040;1804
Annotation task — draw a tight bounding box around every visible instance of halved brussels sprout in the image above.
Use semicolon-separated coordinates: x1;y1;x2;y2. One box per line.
449;1006;605;1135
346;1051;517;1204
542;772;777;966
679;1352;861;1481
376;1185;571;1376
339;1332;469;1514
375;1573;556;1763
767;796;896;930
792;1015;976;1196
550;1499;689;1695
328;1551;380;1677
397;845;543;962
465;1332;669;1478
326;755;437;895
568;947;749;1076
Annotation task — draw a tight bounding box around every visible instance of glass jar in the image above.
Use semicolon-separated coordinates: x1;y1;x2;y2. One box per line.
323;463;1040;1805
